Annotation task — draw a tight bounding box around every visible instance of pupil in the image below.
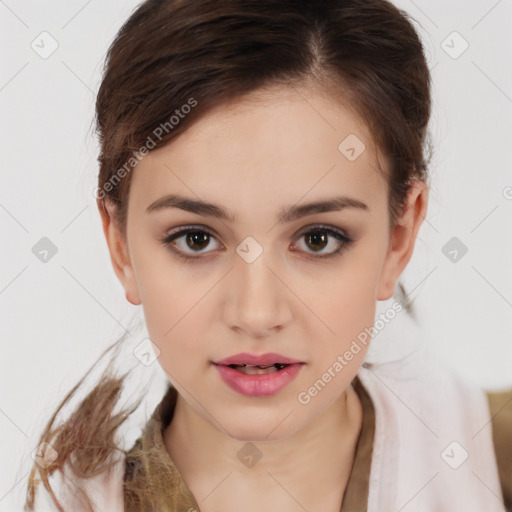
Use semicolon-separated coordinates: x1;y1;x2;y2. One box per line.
307;232;327;251
187;231;209;250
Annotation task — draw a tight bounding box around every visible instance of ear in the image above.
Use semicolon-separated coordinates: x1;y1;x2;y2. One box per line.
97;199;141;306
377;179;429;301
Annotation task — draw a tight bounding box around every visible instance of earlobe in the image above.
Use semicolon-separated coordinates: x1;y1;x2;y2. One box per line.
124;271;142;306
97;199;142;306
376;180;429;302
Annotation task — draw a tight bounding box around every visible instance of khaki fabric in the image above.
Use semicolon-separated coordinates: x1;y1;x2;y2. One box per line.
487;389;512;510
124;377;512;511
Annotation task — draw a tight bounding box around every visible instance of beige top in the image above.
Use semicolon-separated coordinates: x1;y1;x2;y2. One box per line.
122;375;512;511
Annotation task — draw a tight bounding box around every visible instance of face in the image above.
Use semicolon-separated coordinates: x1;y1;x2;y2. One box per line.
100;84;428;441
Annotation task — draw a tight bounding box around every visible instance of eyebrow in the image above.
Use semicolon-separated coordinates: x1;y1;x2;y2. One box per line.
146;193;369;223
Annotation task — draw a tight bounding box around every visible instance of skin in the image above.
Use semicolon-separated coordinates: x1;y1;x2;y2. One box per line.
99;83;428;511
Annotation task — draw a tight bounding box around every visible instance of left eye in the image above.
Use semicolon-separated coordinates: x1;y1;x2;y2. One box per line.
292;227;352;257
164;227;221;255
160;224;354;260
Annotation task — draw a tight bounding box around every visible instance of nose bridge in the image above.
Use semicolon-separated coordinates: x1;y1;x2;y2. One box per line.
228;240;289;335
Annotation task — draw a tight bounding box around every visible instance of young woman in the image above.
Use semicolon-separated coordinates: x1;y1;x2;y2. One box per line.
24;0;512;511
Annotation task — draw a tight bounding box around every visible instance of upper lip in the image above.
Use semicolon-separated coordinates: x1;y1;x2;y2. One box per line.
213;352;304;366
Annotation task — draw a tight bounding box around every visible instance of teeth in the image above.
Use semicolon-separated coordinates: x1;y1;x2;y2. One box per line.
236;365;279;375
229;363;288;375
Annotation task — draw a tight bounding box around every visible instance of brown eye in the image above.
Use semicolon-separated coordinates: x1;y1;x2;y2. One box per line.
185;231;210;251
304;231;329;252
292;225;354;260
161;226;221;259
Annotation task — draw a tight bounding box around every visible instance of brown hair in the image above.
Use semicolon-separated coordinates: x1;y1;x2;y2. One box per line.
24;0;432;509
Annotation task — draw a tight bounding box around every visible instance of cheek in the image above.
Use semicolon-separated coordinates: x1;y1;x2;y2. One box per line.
141;285;209;345
312;289;377;360
308;252;382;318
299;251;383;359
130;247;208;357
142;292;212;379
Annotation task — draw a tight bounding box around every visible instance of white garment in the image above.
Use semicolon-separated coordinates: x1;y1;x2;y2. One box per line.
358;346;506;512
358;297;506;511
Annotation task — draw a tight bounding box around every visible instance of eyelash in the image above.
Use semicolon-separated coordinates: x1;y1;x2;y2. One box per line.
159;224;355;263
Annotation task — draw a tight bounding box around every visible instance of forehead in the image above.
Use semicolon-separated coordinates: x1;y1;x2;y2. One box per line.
129;85;388;217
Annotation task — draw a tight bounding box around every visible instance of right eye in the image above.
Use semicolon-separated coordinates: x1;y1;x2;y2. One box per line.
160;225;222;261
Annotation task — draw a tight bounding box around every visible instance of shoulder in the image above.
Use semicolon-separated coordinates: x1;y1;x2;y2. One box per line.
360;351;511;509
486;388;512;510
31;458;125;512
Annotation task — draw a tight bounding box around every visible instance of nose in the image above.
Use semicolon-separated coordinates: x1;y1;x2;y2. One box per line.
224;248;292;338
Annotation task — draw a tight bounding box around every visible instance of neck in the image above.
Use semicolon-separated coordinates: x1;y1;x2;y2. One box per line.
163;383;363;511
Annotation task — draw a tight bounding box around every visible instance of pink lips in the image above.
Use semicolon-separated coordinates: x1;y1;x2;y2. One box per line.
212;352;305;397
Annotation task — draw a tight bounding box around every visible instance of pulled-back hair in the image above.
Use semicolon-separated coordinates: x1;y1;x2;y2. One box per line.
25;0;432;509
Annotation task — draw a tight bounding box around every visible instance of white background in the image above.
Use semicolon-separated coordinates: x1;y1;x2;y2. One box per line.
1;0;511;509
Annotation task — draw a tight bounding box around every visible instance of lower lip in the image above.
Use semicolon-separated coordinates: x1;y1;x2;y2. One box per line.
213;363;304;397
